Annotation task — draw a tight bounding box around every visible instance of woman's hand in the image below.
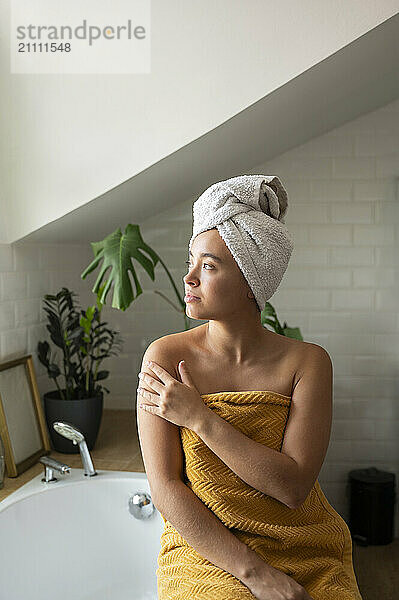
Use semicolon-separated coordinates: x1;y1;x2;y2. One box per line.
137;359;209;430
243;559;314;600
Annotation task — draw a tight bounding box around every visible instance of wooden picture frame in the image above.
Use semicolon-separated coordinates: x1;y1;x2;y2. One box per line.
0;354;51;477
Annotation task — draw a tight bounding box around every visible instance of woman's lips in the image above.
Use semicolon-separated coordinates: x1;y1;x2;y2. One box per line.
184;294;201;303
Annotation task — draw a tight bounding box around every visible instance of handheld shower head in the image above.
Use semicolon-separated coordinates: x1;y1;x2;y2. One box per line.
53;421;97;477
53;421;85;445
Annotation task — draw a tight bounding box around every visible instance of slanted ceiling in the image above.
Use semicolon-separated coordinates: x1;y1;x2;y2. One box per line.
11;12;399;245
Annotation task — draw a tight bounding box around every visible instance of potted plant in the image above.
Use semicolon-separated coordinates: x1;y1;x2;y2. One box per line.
37;284;123;453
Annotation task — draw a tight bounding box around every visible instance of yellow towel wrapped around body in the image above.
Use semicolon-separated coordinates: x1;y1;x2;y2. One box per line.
157;390;363;600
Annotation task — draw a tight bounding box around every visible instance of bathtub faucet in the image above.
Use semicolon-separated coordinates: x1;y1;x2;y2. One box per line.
53;421;98;477
39;455;71;483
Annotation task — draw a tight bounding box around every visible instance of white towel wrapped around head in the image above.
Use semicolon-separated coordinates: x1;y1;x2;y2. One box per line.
188;174;294;312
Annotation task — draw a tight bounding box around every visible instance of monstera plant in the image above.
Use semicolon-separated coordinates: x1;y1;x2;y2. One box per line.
80;224;191;331
80;223;303;340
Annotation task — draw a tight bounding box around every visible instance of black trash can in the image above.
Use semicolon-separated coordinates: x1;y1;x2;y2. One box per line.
348;467;396;546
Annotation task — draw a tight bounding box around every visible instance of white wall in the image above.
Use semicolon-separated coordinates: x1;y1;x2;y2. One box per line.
1;0;398;242
0;242;137;409
0;97;397;534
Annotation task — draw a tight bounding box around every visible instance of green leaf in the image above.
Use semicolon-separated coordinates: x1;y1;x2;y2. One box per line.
96;370;109;381
282;326;303;341
86;305;96;321
37;341;50;366
48;363;61;378
80;224;160;311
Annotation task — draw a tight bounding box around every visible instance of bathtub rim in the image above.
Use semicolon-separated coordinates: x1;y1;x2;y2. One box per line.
0;468;149;513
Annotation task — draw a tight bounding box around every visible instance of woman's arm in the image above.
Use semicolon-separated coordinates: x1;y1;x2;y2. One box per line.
156;481;314;600
194;410;300;508
155;478;267;586
136;336;270;587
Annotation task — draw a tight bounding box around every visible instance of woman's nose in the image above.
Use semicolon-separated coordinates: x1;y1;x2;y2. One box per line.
183;268;198;285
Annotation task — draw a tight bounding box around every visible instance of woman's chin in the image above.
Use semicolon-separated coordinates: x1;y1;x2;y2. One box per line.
185;302;203;316
186;304;200;312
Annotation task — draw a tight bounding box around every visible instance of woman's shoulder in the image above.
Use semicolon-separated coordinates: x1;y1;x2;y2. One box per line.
144;326;206;376
281;334;329;360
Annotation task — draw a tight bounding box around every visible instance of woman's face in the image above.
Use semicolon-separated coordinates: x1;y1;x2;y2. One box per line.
183;228;256;319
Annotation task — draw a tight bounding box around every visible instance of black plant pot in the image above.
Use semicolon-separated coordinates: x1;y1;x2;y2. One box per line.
43;389;103;454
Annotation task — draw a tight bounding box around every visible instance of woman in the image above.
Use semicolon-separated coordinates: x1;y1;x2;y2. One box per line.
136;175;363;600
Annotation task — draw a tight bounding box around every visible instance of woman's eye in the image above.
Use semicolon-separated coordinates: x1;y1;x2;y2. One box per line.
185;261;213;270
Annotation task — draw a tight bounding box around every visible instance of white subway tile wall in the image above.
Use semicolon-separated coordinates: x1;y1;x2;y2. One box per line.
0;97;398;533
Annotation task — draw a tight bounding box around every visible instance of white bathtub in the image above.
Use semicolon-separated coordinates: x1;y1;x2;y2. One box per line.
0;468;164;600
